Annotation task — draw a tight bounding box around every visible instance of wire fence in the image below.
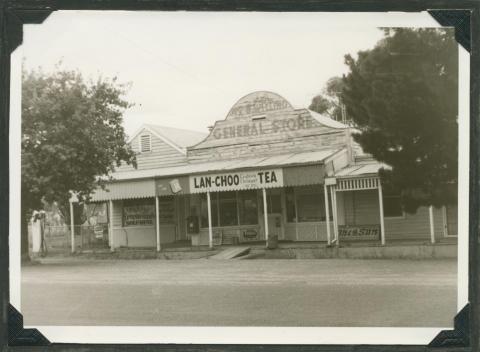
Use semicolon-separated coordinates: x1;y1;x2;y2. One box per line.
34;224;110;254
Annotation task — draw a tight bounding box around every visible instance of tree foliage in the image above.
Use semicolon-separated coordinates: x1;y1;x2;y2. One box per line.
21;68;137;225
309;76;344;121
341;28;458;212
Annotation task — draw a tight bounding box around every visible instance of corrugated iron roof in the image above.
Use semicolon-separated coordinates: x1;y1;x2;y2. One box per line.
144;124;208;149
334;162;390;177
106;148;341;182
90;179;156;202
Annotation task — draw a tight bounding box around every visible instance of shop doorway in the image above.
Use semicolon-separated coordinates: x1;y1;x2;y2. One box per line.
260;190;284;240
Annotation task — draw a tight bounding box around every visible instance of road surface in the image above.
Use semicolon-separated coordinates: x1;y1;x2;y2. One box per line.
21;258;456;327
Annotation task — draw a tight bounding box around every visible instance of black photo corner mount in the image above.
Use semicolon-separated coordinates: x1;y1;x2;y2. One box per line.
8;304;50;346
428;303;470;348
428;9;471;52
2;4;476;351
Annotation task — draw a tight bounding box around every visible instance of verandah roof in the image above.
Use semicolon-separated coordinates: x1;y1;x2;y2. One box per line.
89;148;344;201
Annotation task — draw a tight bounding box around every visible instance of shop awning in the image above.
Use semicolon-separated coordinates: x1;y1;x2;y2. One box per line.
105;148;344;181
334;162;390;178
90;179;156;202
91;148;347;200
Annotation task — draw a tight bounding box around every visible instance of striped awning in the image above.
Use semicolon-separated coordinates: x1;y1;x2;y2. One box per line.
90;179;156;201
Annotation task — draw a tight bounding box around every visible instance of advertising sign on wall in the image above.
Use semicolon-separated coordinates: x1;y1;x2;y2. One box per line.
338;225;380;241
189;169;283;193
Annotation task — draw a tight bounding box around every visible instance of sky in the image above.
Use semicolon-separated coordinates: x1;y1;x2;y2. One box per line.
21;11;439;137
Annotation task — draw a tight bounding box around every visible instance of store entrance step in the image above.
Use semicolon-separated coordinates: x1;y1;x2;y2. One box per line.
209;247;250;260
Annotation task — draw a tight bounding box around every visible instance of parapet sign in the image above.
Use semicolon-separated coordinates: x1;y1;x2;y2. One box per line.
226;91;294;120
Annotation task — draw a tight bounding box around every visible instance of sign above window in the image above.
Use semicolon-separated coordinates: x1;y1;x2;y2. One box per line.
190;169;283;193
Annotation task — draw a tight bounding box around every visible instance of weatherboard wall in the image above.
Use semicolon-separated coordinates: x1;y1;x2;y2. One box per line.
110;198;182;248
338;190;447;241
116;127;188;172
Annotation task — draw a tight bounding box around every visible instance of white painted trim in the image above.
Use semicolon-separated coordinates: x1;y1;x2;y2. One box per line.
378;182;385;246
324;184;331;245
330;186;339;245
109;200;114;252
155;196;161;252
207;191;213;248
263;188;269;244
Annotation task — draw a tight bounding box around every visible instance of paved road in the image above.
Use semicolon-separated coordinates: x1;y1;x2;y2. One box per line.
21;258;456;327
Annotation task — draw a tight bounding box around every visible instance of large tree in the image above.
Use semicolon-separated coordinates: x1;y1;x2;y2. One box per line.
21;67;137;257
340;28;458;213
309;76;345;122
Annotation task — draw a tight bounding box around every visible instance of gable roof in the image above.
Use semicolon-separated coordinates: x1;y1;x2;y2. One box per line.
129;123;208;154
307;110;348;129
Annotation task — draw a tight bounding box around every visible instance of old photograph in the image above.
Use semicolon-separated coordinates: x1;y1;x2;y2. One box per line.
10;10;469;343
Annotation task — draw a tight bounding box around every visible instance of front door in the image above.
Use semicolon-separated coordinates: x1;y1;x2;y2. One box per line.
267;213;283;238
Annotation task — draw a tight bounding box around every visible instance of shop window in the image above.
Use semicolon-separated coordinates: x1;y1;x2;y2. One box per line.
140;134;151;153
285;187;296;222
259;192;282;214
123;198;155;226
158;196;175;224
296;193;323;222
383;195;404;218
294;186;332;222
238;190;258;225
200;192;239;227
218;191;238;226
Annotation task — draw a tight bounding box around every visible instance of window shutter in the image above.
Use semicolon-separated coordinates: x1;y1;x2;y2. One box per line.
140;134;151;152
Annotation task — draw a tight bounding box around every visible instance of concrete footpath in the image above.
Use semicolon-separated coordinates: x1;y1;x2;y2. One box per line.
34;240;457;261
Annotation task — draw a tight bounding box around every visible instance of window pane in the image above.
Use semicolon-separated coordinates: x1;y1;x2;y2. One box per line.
239;190;258;225
219;191;238;226
297;193;322;222
383;196;403;217
285;187;296;222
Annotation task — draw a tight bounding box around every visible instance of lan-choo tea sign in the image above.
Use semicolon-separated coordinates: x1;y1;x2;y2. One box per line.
190;169;283;193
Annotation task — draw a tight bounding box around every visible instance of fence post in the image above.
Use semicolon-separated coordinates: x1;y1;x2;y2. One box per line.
69;200;75;253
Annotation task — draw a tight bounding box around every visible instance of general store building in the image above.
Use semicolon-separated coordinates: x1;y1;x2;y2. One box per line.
87;91;458;250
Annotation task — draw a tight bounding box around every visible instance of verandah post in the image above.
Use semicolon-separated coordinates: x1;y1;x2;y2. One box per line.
262;188;269;245
207;191;213;248
429;206;435;244
155;196;161;251
69;199;75;253
109;199;114;252
378;180;386;246
330;186;338;245
324;184;331;245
